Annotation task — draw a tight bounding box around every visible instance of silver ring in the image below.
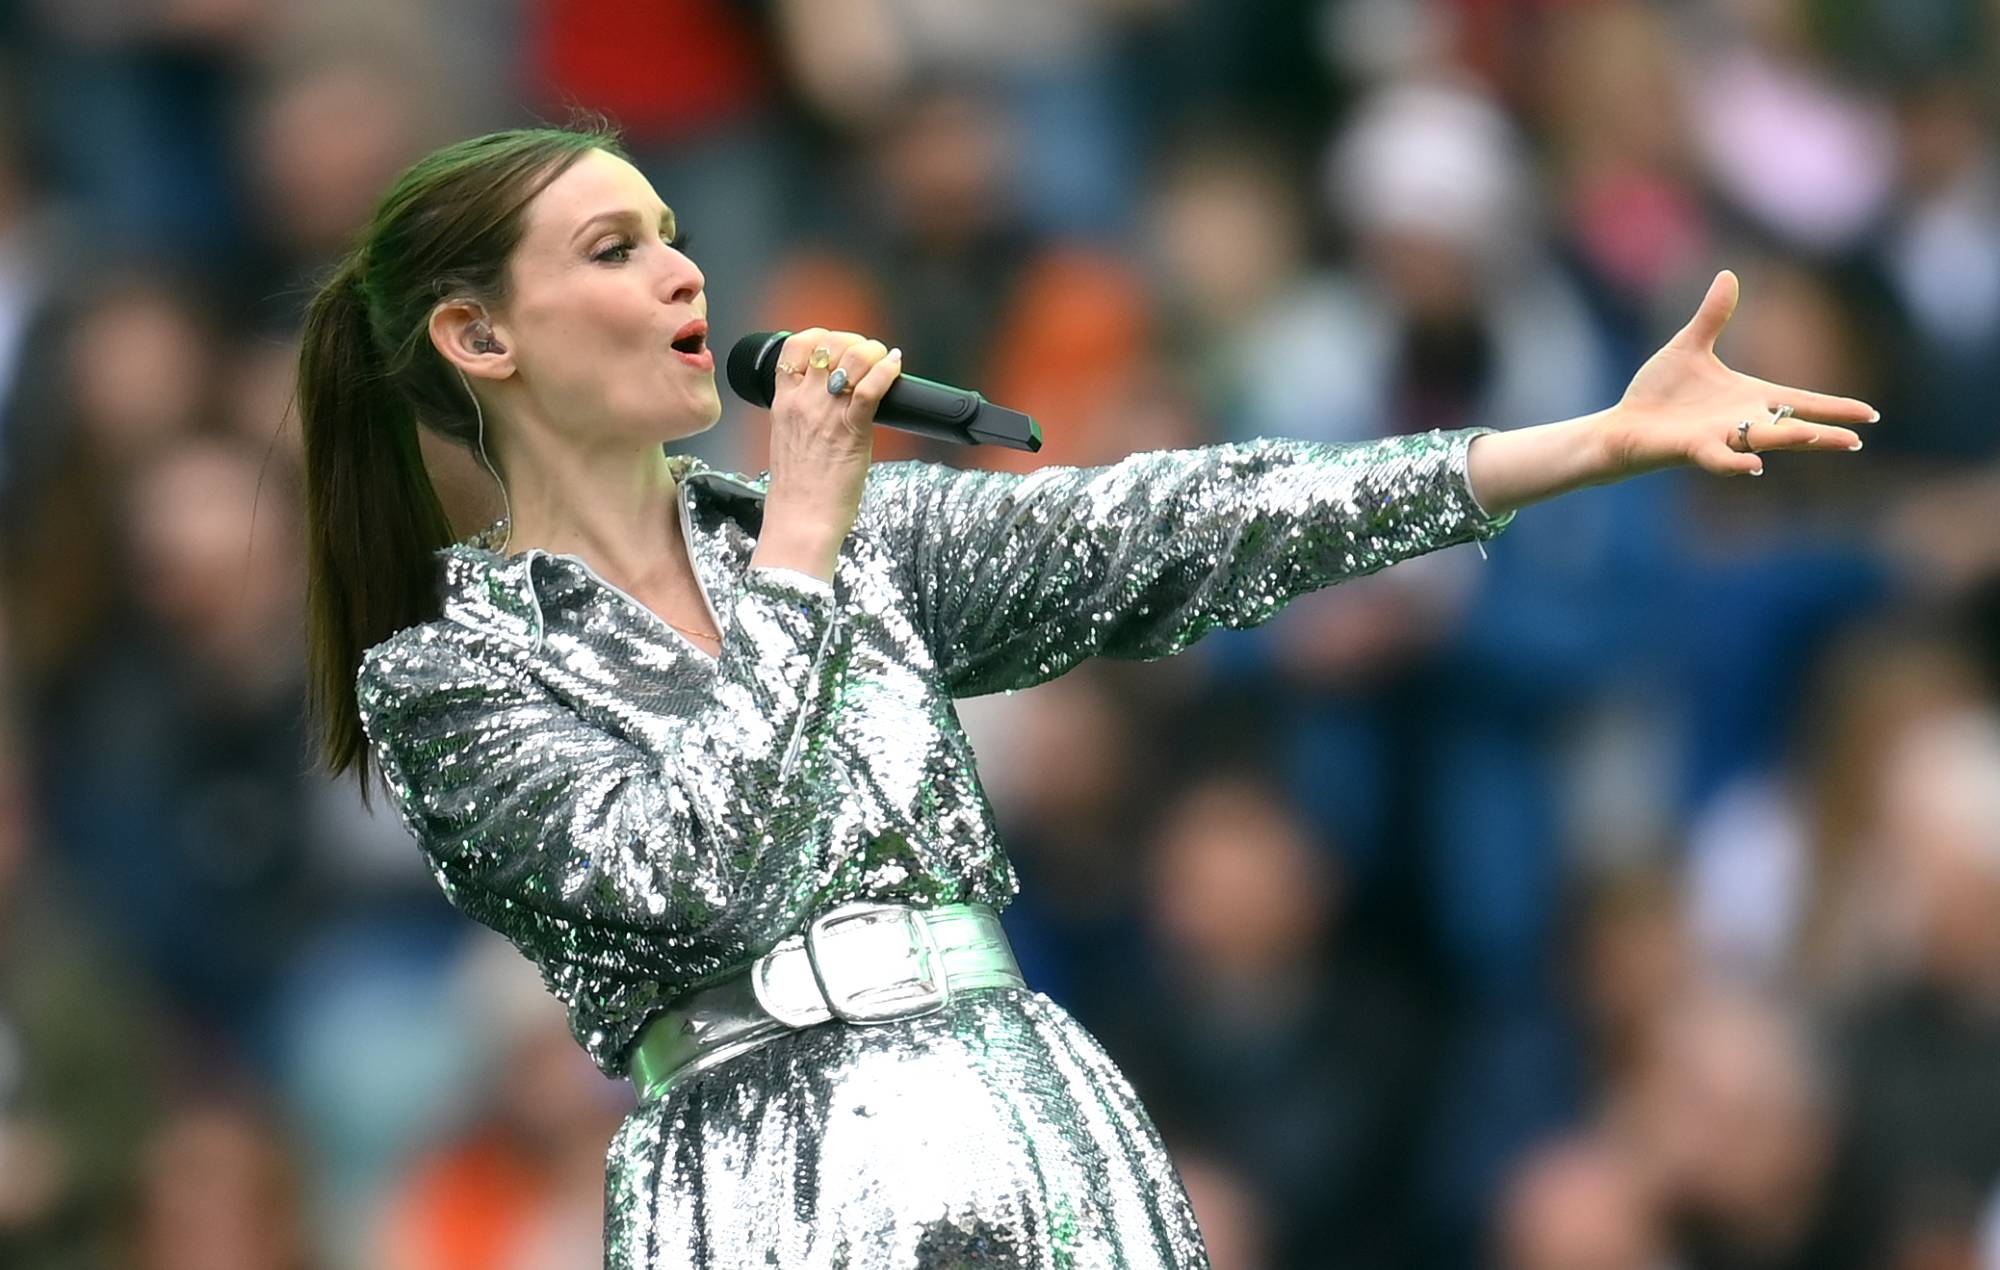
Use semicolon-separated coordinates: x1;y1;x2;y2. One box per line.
826;367;850;395
1735;419;1755;453
1770;403;1795;422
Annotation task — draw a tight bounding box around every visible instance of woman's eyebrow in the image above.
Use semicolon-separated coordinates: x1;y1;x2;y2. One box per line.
570;205;676;244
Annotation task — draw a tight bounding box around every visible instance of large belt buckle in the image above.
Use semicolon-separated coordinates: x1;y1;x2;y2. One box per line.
803;901;951;1024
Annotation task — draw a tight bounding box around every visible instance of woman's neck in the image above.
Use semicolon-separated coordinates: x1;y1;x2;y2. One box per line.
499;439;687;596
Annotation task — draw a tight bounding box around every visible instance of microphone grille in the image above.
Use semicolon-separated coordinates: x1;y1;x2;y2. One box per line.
725;330;789;408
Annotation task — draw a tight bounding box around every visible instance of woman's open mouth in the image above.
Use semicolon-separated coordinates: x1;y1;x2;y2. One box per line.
670;319;712;370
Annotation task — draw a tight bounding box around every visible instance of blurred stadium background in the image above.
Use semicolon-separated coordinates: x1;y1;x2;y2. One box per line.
3;0;2000;1266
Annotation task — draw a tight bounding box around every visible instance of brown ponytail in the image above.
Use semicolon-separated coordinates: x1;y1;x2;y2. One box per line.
298;115;628;803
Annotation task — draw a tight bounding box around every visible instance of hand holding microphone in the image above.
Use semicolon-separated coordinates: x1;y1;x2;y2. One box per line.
748;328;900;585
739;328;1042;586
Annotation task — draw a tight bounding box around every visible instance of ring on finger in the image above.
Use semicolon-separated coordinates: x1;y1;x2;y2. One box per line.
1769;403;1798;447
775;359;804;376
1734;419;1756;453
826;367;851;395
808;345;835;371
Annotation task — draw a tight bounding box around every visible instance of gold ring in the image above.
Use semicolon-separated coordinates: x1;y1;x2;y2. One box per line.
775;359;804;376
808;345;834;371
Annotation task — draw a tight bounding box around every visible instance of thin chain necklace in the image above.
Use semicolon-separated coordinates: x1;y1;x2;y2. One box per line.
668;619;721;641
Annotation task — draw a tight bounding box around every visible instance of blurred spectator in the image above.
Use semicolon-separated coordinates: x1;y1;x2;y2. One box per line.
1684;626;1991;994
1843;69;2000;464
1681;0;1901;257
0;707;171;1270
973;666;1152;1016
32;432;320;1072
1107;770;1428;1269
773;0;1150;236
1530;2;1715;353
1144;124;1339;446
1;264;226;700
1168;1145;1274;1270
371;933;631;1270
13;0;276;279
749;79;1153;475
117;1092;320;1270
1836;702;2000;1266
236;38;444;331
1575;869;1695;1095
1613;988;1890;1270
1495;1135;1672;1270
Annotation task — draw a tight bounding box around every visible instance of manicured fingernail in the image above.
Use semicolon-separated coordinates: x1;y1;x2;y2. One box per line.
1868;409;1880;421
1849;440;1864;451
1751;466;1764;476
887;347;902;361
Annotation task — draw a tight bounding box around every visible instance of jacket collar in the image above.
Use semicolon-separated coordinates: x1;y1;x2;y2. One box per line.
433;451;771;653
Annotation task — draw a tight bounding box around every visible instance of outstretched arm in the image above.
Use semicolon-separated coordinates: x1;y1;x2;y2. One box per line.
1466;269;1879;517
858;425;1513;698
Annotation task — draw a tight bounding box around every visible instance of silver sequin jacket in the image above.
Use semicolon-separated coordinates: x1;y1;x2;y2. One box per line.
353;429;1515;1081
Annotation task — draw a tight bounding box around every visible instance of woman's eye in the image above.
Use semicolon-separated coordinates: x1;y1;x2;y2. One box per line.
593;229;691;263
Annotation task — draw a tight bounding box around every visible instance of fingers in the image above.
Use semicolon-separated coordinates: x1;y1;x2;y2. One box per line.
829;339;888;397
1751;380;1879;425
1757;420;1866;452
772;329;901;415
1697;438;1765;478
777;327;829;374
1705;415;1866;478
777;327;860;389
849;345;904;413
1672;269;1739;353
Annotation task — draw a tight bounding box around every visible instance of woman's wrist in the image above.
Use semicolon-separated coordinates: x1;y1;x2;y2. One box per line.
1465;409;1626;519
751;502;853;583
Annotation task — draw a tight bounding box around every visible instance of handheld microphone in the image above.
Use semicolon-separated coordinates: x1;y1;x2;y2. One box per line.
725;330;1043;452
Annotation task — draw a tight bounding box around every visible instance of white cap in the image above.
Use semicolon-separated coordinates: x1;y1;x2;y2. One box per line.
1324;77;1539;271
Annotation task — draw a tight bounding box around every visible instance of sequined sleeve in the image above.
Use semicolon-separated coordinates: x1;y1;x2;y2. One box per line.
353;564;844;953
857;427;1514;696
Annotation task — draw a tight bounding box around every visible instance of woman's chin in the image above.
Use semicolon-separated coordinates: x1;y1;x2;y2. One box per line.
663;394;722;440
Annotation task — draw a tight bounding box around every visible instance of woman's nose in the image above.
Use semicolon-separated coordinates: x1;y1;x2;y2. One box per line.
662;250;703;305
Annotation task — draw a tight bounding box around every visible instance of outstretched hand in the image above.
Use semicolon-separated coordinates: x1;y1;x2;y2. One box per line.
1601;269;1878;479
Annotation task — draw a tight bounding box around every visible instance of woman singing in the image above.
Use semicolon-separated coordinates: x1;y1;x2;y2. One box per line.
299;122;1874;1268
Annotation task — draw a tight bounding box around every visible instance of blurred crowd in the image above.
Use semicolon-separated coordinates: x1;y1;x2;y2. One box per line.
2;0;2000;1266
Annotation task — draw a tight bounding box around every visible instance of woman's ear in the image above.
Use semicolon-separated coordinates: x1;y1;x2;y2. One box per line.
430;298;513;380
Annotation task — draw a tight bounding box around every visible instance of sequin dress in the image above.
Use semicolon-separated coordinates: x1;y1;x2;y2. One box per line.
354;430;1515;1268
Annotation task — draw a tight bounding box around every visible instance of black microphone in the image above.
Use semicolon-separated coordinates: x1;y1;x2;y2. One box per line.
725;330;1043;452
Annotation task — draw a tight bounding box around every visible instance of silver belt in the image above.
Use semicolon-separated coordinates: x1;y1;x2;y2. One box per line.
627;900;1025;1102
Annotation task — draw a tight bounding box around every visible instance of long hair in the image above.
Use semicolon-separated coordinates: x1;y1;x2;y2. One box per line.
299;116;630;804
